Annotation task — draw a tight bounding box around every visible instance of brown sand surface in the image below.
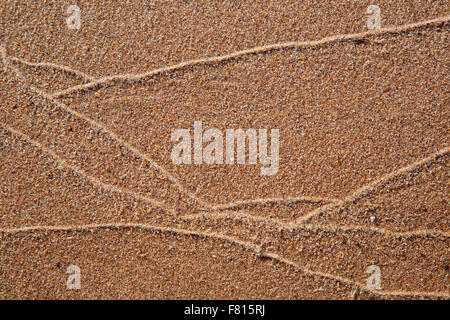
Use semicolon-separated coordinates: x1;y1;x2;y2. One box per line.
0;1;449;299
1;228;360;299
56;26;448;206
1;1;448;77
307;152;449;232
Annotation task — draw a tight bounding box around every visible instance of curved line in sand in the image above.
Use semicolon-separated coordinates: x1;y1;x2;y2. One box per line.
0;222;447;299
293;146;450;225
6;119;448;240
2;120;340;224
0;123;176;215
1;18;449;235
2;122;445;239
0;18;448;300
0;45;213;211
1;120;337;228
4;116;446;238
182;211;450;240
1;114;447;298
47;15;450;99
9;56;95;81
0;46;347;213
3;16;449;214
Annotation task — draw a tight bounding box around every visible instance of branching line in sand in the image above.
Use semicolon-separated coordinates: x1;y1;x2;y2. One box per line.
0;123;175;216
182;147;449;238
9;56;94;81
2;44;449;238
2;48;342;214
0;18;448;300
2;122;445;240
5;116;447;240
6;122;450;238
3;15;449;214
0;222;447;299
1;122;447;296
1;127;446;294
292;146;450;225
47;15;450;99
0;109;450;238
0;44;212;211
182;211;450;240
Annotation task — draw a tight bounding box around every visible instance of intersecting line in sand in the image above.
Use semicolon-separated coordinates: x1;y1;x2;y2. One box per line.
8;15;450;100
1;221;449;299
1;130;446;299
44;15;449;99
1;16;449;298
0;44;348;217
3;14;449;218
1;123;448;240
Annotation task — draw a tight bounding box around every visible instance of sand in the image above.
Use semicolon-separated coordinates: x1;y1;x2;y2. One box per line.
0;1;448;299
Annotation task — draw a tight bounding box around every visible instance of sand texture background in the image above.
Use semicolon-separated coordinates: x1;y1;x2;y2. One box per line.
0;1;449;299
